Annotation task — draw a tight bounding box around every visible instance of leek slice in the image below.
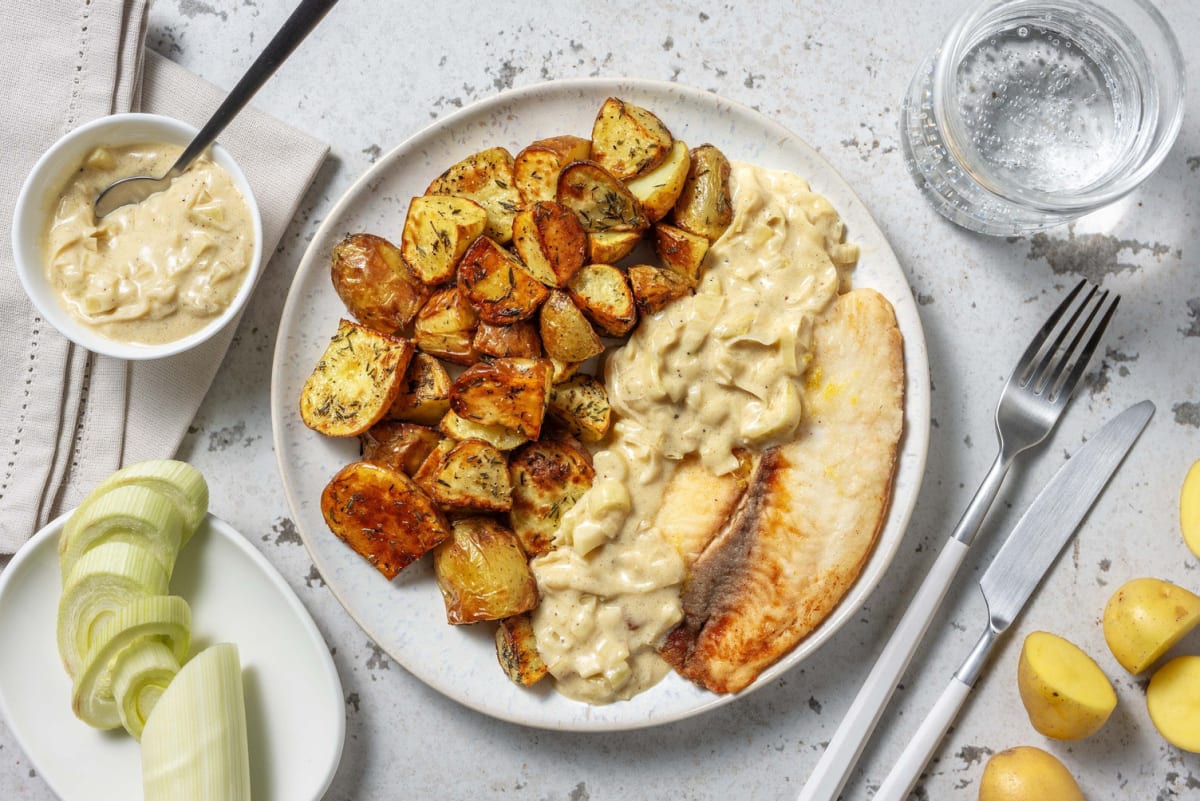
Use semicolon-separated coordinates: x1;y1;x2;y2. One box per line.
142;643;251;801
71;595;191;729
112;639;180;741
84;459;210;545
58;485;185;581
56;541;169;677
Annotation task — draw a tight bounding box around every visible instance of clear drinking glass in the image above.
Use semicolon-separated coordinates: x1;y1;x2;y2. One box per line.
900;0;1185;235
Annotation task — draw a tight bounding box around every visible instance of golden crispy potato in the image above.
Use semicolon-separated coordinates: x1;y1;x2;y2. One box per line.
566;263;637;337
628;263;693;315
557;161;648;234
438;409;528;451
427;439;513;512
673;143;733;242
433;517;538;624
450;357;553;440
495;613;549;686
627;139;691;221
412;437;455;498
513;135;591;206
457;236;550;325
653;222;709;286
412;286;479;365
587;230;643;264
508;438;595;556
547;374;611;442
538;289;604;363
590;97;673;180
320;460;450;579
360;420;443;476
388;352;452;425
548;357;582;385
425;146;522;244
472;320;542;359
330;233;430;334
300;319;414;437
511;201;588;287
400;195;488;286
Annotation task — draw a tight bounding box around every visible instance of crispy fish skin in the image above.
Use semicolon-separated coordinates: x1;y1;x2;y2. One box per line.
660;288;905;693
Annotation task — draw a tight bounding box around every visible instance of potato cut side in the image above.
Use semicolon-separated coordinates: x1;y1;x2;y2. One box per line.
1181;459;1200;558
590;97;673;180
412;437;455;498
401;195;488;285
427;439;513;512
513;135;591;205
547;374;611;442
438;409;528;451
539;289;604;363
1146;655;1200;753
1017;631;1117;740
567;263;637;337
457;236;550;325
626;139;691;221
472;320;542;359
330;233;430;334
628;263;694;315
654;222;709;286
388;352;452;425
300;319;414;437
320;460;450;579
511;201;588;287
1103;577;1200;674
450;357;552;439
672;143;733;242
508;438;595;557
412;286;479;365
587;230;643;264
496;613;549;686
360;421;443;476
425;146;522;244
433;517;538;624
557;161;648;234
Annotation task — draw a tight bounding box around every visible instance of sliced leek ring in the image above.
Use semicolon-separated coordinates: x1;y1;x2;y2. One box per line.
71;595;191;730
58;485;185;581
56;541;169;678
85;459;210;545
112;639;180;741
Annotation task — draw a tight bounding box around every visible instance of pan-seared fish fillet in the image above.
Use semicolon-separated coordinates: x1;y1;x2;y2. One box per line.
659;288;905;693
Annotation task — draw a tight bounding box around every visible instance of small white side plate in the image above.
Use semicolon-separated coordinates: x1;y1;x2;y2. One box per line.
0;513;345;801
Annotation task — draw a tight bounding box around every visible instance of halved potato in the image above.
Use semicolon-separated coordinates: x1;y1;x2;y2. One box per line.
538;289;604;363
566;263;637;337
654;222;709;286
450;358;553;439
513;135;591;206
627;139;691;221
439;409;528;451
300;319;414;437
508;438;595;556
457;236;549;325
590;97;673;180
1017;631;1117;740
412;286;479;365
587;230;643;264
628;263;693;315
547;374;611;442
1182;459;1200;558
1103;577;1200;674
425;146;522;244
330;233;429;333
360;420;443;476
472;320;542;359
388;352;452;425
427;439;513;512
1147;655;1200;752
557;161;648;234
672;143;733;242
511;201;588;287
495;613;549;686
320;460;450;579
400;195;488;286
433;517;538;624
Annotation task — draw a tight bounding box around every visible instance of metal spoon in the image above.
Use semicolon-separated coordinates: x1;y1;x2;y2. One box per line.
94;0;339;218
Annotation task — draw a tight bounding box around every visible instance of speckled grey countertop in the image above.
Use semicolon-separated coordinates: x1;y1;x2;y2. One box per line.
4;1;1200;799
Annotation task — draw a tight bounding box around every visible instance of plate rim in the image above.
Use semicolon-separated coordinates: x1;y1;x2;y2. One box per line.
269;76;930;732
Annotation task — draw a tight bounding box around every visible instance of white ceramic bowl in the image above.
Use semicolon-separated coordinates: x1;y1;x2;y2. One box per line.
11;113;263;360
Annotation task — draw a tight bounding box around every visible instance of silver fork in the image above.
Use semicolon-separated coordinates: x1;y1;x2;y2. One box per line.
797;279;1118;801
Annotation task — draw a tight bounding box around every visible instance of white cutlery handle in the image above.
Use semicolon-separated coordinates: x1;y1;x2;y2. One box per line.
797;537;970;801
872;677;973;801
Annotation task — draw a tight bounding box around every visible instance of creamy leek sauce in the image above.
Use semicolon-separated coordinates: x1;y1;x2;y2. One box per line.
530;163;859;703
44;143;254;345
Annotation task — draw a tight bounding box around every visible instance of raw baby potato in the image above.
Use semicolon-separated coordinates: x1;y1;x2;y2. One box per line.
978;746;1084;801
1181;458;1200;558
1102;577;1200;674
1016;631;1116;740
1146;655;1200;753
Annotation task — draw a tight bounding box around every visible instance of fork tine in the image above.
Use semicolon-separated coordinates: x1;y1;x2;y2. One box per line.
1038;287;1109;393
1014;279;1087;387
1048;292;1120;403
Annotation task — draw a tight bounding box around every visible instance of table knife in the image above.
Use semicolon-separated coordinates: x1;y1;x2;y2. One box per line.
872;399;1154;801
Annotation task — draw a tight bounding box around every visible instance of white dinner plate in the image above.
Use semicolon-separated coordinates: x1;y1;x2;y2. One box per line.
270;78;930;731
0;513;344;800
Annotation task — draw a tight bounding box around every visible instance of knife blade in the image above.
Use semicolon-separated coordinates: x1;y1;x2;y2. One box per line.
873;399;1154;801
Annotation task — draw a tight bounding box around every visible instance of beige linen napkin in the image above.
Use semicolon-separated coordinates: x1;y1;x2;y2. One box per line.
0;1;329;553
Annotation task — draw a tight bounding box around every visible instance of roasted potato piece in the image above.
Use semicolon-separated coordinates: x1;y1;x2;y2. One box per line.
320;460;450;579
457;236;550;325
538;289;604;363
547;374;611;442
360;420;443;476
412;286;479;365
511;201;588;287
496;613;549;686
439;409;528;451
673;143;733;242
425;146;522;244
627;139;691;221
300;319;414;437
590;97;673;180
566;263;637;337
400;195;488;286
654;222;709;286
587;230;643;264
388;352;452;425
628;263;693;315
557;161;648;234
508;438;595;556
433;517;538;624
549;357;582;385
330;233;430;334
513;135;591;206
472;320;542;359
427;439;513;512
450;357;553;439
412;437;455;497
